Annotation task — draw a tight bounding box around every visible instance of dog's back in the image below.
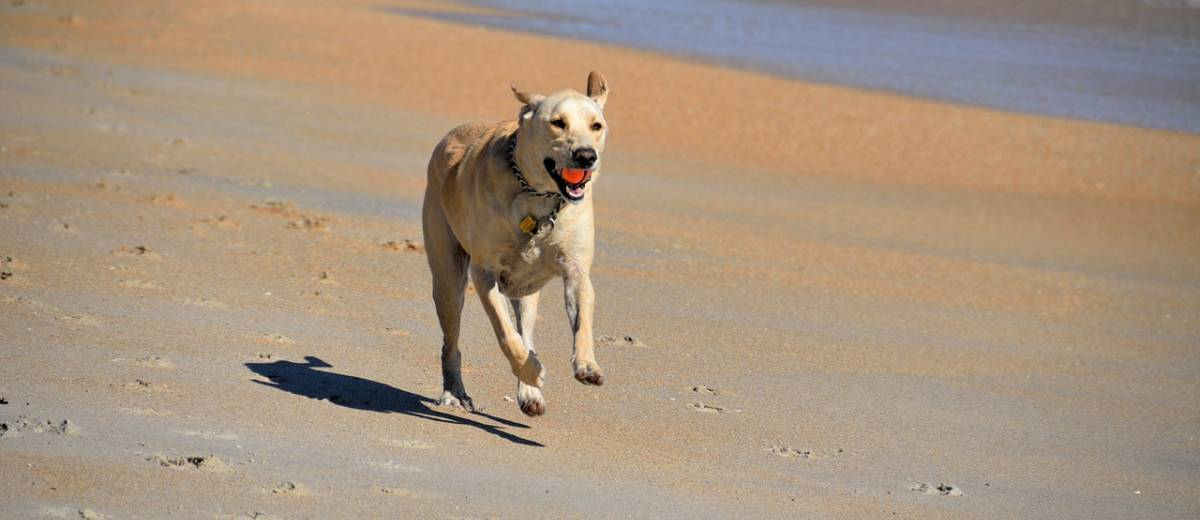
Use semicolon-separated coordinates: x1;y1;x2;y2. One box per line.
425;122;508;198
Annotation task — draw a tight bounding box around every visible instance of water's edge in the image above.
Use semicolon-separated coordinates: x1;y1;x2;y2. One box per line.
385;0;1200;134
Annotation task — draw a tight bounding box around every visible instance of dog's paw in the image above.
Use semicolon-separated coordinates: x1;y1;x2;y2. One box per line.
438;390;475;412
516;381;545;417
573;360;605;386
515;352;545;388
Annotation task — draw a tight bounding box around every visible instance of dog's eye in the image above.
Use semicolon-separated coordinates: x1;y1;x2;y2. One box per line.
591;122;603;131
550;119;567;129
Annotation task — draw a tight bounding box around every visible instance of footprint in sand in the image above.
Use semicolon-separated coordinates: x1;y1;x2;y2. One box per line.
380;239;424;252
249;200;331;232
134;355;174;369
380;438;434;450
0;417;81;438
78;509;108;520
148;193;186;208
1;255;18;281
192;215;241;233
765;445;844;460
686;386;732;414
597;334;647;348
379;487;414;497
38;506;108;520
765;445;813;459
49;219;77;234
112;245;162;261
286;215;331;232
0;189;34;210
257;333;296;345
315;271;339;286
270;481;311;496
249;200;295;216
687;402;726;414
148;454;232;473
118;378;170;393
92;180;120;192
116;407;172;417
2;255;26;269
910;482;964;496
112;355;174;369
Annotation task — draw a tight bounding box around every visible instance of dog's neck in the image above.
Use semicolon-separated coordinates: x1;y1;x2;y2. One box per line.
506;130;567;236
505;134;522;183
507;132;561;198
506;132;536;193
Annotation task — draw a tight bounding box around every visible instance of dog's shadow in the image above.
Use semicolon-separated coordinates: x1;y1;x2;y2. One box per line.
244;355;542;447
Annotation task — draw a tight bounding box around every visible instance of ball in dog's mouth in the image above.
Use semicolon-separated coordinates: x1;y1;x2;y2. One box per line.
543;158;592;202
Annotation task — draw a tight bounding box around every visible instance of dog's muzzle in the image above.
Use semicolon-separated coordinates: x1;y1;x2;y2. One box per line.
544;154;595;203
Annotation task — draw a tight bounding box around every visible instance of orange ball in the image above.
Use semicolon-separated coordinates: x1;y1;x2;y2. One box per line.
561;168;589;184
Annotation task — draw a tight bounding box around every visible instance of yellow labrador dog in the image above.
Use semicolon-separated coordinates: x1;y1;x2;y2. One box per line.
422;72;610;417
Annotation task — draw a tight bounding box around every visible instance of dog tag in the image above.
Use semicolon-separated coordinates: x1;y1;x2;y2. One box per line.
519;215;537;234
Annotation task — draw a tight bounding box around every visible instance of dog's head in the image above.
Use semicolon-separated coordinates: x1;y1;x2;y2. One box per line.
512;71;609;203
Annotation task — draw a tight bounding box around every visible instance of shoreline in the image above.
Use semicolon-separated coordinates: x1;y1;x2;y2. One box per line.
400;0;1200;134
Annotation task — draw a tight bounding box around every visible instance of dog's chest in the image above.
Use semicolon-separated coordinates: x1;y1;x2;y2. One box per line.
493;237;563;297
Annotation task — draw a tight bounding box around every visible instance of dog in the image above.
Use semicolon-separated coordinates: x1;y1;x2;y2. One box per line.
422;72;610;417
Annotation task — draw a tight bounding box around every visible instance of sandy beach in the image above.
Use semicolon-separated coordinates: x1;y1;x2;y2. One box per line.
2;1;1198;518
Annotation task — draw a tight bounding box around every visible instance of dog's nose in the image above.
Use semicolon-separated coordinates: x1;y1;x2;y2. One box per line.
572;147;597;168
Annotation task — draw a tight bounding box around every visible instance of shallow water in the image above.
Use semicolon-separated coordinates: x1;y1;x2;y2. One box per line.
392;0;1200;133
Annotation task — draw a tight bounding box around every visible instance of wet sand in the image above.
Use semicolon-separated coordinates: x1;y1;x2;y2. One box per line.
2;1;1198;518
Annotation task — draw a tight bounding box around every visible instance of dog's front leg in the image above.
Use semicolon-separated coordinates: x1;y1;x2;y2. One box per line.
564;272;604;385
471;266;546;416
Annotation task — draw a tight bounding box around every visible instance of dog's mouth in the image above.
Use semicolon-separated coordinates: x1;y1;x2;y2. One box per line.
544;158;592;202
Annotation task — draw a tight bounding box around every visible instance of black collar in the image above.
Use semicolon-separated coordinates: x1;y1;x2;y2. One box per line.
507;132;566;235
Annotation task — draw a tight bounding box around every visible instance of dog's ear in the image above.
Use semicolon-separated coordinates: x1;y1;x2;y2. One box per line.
586;71;608;109
512;85;545;123
511;85;545;107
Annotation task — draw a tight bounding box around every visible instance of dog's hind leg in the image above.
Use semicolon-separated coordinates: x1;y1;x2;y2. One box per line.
472;267;546;416
423;193;473;411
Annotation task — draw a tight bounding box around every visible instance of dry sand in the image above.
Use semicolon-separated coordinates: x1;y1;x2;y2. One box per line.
1;1;1198;518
